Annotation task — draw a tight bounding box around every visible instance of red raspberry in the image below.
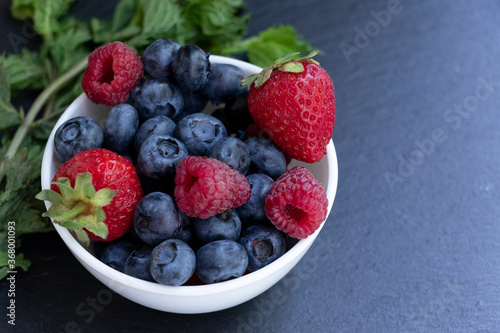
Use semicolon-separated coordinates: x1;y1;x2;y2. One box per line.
82;41;143;106
174;156;251;219
265;166;328;239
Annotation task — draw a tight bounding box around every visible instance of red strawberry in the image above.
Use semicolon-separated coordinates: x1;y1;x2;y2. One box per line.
36;148;143;243
243;51;335;163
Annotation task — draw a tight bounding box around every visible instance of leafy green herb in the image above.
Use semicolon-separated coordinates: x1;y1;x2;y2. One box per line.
0;0;314;278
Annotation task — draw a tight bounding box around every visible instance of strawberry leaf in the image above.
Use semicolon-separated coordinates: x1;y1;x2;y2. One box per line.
72;229;90;245
253;67;273;88
272;52;300;69
91;188;117;207
35;189;63;205
279;62;304;73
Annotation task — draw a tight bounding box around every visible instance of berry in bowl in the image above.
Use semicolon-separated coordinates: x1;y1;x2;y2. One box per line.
37;39;338;314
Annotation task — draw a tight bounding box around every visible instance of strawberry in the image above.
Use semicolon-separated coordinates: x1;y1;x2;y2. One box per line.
242;51;335;163
36;148;143;243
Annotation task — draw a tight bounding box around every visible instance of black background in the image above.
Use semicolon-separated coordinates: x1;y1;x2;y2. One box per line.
2;0;500;332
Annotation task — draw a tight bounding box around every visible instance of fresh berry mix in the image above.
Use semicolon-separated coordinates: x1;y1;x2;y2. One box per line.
239;225;286;272
174;156;251;219
82;41;143;106
133;115;176;152
54;116;104;163
133;192;183;245
174;113;227;156
265;166;328;239
104;104;139;153
42;40;335;286
243;50;335;163
209;137;250;174
192;210;242;244
124;246;155;282
134;79;184;120
150;239;196;286
195;240;248;284
100;240;136;273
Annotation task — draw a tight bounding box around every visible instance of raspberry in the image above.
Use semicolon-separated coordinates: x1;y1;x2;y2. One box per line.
174;156;251;219
82;41;143;106
265;166;328;239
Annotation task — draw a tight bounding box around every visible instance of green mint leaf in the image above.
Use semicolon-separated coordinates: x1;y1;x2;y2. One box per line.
244;25;314;68
143;0;182;35
33;0;77;36
0;267;7;280
0;64;22;129
3;148;37;192
2;199;53;238
183;0;248;51
0;251;31;279
44;17;92;75
111;0;140;33
10;0;35;20
0;49;49;92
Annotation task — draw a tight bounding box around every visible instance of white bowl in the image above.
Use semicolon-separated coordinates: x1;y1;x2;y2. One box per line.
40;55;338;314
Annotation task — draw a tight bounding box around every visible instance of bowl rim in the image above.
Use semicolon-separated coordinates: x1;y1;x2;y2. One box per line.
41;55;339;297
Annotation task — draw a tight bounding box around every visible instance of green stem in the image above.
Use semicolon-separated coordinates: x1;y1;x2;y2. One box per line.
0;57;88;183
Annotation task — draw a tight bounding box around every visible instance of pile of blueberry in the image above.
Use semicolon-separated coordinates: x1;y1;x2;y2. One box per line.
54;38;298;285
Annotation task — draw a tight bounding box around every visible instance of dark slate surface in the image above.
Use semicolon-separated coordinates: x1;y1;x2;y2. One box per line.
2;0;500;332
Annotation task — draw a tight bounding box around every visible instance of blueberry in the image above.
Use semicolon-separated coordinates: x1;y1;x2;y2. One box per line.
174;227;197;249
209;137;250;174
54;116;104;162
238;225;286;272
245;137;286;179
174;113;227;156
135;164;174;195
223;89;253;131
137;135;188;180
104;104;139;153
142;38;181;80
134;79;184;120
172;44;210;92
126;79;144;105
134;115;176;152
172;90;209;122
100;240;136;272
192;210;242;244
237;173;274;224
133;192;183;245
150;239;196;286
211;108;240;136
195;240;248;284
124;246;154;281
202;63;246;105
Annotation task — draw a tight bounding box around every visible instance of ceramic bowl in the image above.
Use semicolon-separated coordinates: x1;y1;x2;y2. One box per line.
40;55;338;314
